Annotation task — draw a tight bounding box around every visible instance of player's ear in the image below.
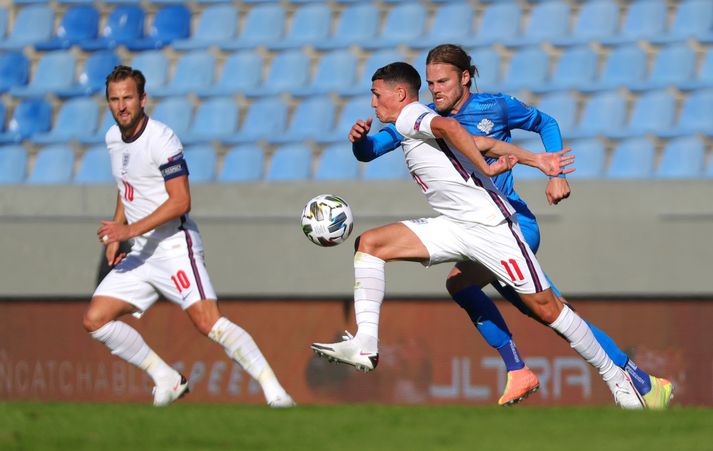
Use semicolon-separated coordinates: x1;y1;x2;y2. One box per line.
461;69;471;87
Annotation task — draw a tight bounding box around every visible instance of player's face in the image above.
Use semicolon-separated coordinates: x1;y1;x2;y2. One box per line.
107;78;147;136
370;79;402;124
426;63;469;114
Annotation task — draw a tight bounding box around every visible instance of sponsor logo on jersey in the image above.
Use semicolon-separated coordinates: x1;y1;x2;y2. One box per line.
477;118;494;134
414;112;429;131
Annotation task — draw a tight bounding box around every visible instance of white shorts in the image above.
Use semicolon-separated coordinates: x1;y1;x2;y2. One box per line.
93;229;217;314
402;215;550;294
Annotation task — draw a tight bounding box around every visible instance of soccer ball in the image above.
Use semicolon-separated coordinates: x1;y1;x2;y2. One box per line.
301;194;354;247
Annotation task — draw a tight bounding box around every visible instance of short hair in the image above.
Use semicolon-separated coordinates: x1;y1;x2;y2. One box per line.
426;44;479;88
105;65;146;99
371;62;421;96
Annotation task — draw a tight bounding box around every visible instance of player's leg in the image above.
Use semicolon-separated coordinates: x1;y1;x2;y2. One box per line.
446;262;539;405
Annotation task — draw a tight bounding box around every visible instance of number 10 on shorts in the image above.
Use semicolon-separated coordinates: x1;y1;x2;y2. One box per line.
171;270;191;292
501;259;524;282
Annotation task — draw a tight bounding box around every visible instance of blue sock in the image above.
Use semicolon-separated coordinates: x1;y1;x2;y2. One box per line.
452;286;525;371
625;360;652;395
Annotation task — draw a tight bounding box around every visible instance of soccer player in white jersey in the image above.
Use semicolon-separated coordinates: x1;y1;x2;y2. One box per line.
311;62;644;409
82;66;295;407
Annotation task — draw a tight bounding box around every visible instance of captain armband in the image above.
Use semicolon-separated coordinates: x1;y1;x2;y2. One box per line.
159;154;190;181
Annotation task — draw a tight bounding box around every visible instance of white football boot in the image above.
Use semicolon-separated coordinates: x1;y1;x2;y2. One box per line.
311;331;379;373
153;373;189;407
268;393;297;408
607;367;645;409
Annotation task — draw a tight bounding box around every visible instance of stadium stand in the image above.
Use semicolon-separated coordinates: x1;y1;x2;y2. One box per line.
607;137;656;179
315;143;360;180
9;50;76;98
34;5;99;51
124;4;191;51
32;97;99;145
219;4;285;50
27;144;75;184
0;145;27;184
56;50;121;98
217;145;264;183
74;144;113;184
79;5;145;51
266;144;313;181
0;98;52;144
0;52;29;94
0;4;53;50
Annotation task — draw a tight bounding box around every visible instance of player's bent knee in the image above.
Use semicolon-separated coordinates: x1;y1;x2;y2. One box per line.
82;309;108;333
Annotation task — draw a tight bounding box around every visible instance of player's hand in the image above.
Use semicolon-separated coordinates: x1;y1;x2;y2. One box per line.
348;118;372;143
105;241;126;267
485;155;518;176
538;148;575;177
97;220;132;245
546;177;571;205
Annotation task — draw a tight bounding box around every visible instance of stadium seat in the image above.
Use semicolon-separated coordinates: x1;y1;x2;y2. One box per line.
362;148;409;180
79;5;145;51
150;96;193;137
74;145;113;184
660;89;713;137
217;145;264;182
313;4;379;50
652;0;713;44
79;109;115;145
534;45;598;93
570;91;627;139
463;2;522;47
468;47;502;93
566;138;607;179
293;50;358;97
131;51;170;92
182;97;239;144
0;145;28;184
269;96;336;144
27;145;75;184
503;0;571;47
609;89;676;139
9;51;76;98
534;91;578;137
246;49;310;97
0;5;53;50
0;7;6;40
606;137;655;179
32;97;100;145
315;143;360;180
183;145;217;183
679;47;713;91
600;0;667;45
196;50;263;97
220;4;286;50
629;43;696;92
0;98;52;144
0;52;29;94
172;5;238;50
580;44;647;92
339;49;406;97
125;5;190;51
223;97;288;143
266;144;312;181
317;95;373;143
361;3;427;50
151;51;216;98
553;0;620;46
34;5;99;51
495;46;550;92
655;136;706;179
267;4;331;50
409;3;474;50
56;50;121;98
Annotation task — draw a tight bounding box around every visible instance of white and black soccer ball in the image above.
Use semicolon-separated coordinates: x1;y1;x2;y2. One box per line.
301;194;354;247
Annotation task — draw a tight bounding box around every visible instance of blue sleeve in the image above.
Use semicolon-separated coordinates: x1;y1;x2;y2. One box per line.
503;95;563;153
352;124;402;162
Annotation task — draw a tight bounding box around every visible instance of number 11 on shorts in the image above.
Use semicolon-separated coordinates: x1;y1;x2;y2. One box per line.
171;270;191;292
501;259;524;282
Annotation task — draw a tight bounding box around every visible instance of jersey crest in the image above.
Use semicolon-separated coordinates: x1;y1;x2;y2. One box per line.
477;118;494;135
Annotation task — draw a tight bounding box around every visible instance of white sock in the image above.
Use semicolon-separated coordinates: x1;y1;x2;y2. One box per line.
90;321;177;384
549;305;620;382
353;251;385;353
208;317;287;403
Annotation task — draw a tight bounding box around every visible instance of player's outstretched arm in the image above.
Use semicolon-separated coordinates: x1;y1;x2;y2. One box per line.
473;136;575;177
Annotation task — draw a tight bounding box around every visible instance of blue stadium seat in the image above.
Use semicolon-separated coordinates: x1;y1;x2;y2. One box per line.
315;143;360;180
464;2;522;47
183;145;217;183
79;109;115;145
27;145;75;184
224;97;289;144
293;50;358;97
246;49;310;97
339;49;406;97
196;50;263;97
468;47;501;93
74;145;113;184
151;51;216;97
268;4;331;50
361;3;427;50
566;138;606;179
580;44;647;92
266;144;312;181
0;5;53;50
629;43;697;92
535;91;578;137
217;145;264;182
0;52;29;94
125;5;190;50
182;97;239;144
655;136;706;179
172;5;238;50
679;47;713;91
495;46;550;92
56;50;121;98
314;4;379;50
79;5;145;51
131;51;169;92
503;0;571;47
220;4;285;50
32;97;100;145
534;45;598;93
601;0;667;45
606;137;655;179
362;149;409;180
10;51;76;98
318;95;373;143
150;97;193;137
269;96;336;144
35;5;99;51
570;91;627;139
0;145;28;184
0;102;5;132
609;89;676;139
652;0;713;44
409;3;474;50
661;89;713;138
0;8;6;40
0;99;52;143
553;0;620;46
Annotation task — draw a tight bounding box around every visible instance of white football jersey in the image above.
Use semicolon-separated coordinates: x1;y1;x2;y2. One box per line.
395;102;515;225
106;117;199;250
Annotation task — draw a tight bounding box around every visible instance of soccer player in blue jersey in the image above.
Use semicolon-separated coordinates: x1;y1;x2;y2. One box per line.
347;44;673;408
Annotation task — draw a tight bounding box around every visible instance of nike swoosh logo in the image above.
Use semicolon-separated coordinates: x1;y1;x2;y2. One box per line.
359;351;375;356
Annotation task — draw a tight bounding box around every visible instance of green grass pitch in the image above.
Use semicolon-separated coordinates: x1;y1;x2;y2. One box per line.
2;402;712;451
